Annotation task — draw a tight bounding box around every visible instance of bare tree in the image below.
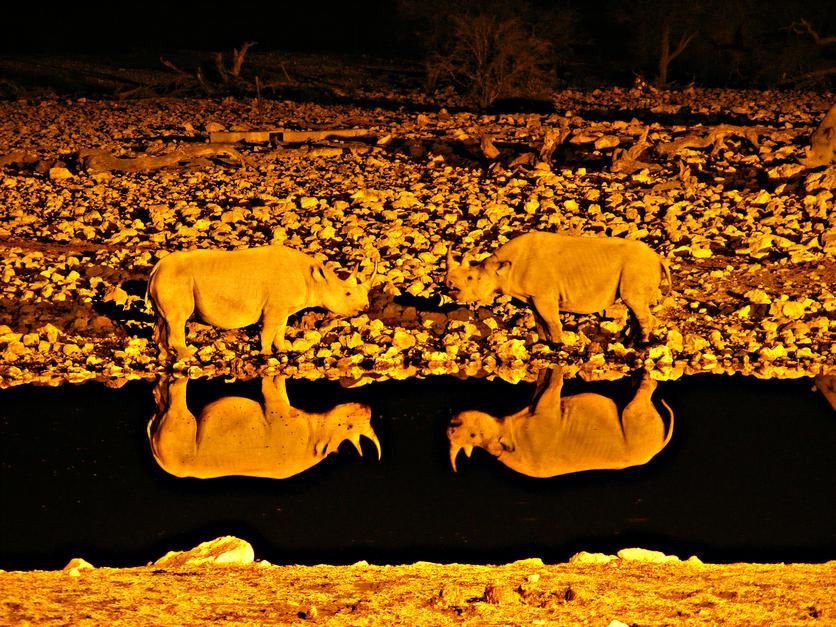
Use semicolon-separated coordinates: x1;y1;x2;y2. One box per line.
789;18;836;83
429;14;552;108
657;22;697;88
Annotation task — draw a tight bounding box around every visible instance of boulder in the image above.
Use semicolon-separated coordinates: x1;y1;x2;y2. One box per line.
154;536;254;568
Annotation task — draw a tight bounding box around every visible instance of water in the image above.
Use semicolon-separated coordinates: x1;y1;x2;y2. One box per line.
1;372;834;570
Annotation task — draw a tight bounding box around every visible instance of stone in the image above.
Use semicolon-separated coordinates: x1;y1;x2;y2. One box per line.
617;547;681;563
568;551;616;565
63;558;94;571
154;536;254;568
484;583;518;605
49;167;73;180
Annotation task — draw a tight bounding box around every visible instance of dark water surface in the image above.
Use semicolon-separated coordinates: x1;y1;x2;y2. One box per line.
1;373;834;570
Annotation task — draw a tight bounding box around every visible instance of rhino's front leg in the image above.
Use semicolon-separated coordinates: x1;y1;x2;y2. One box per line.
260;310;288;354
531;294;563;342
166;318;194;361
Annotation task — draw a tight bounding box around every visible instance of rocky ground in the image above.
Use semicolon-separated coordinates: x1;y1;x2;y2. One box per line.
1;82;833;389
2;537;834;625
0;59;834;623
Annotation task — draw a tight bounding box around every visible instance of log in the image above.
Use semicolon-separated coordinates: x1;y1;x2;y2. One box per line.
79;144;244;173
209;128;373;144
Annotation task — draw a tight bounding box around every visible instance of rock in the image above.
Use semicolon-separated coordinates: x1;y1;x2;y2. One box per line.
63;558;94;571
153;536;254;568
90;315;115;333
392;329;416;349
568;551;616;565
608;620;630;627
595;135;620;150
48;167;73;180
437;584;469;606
484;583;518;605
617;548;681;564
102;285;129;306
298;605;318;619
37;323;60;344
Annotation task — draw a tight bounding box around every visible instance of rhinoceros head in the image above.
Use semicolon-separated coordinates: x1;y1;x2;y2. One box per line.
315;263;377;317
445;251;510;306
312;402;381;460
448;410;514;471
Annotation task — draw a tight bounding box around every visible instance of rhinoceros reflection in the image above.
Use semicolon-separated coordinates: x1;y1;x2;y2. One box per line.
448;368;673;477
148;375;380;479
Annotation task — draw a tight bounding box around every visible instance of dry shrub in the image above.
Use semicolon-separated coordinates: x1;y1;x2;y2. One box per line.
429;14;552;109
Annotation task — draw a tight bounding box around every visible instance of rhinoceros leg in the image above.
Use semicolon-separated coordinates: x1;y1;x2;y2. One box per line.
150;282;194;360
620;262;660;342
152;317;170;360
622;296;654;342
620;375;666;464
148;377;198;476
166;317;194;361
531;294;563;341
260;310;288;354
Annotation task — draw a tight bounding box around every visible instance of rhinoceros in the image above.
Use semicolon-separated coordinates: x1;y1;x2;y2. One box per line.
147;375;380;479
446;231;671;342
448;367;673;478
801;103;836;168
146;245;374;360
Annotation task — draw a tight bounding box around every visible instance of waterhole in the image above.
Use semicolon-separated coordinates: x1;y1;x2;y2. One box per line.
1;371;833;569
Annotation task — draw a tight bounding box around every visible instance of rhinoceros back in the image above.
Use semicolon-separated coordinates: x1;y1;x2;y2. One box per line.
494;232;659;314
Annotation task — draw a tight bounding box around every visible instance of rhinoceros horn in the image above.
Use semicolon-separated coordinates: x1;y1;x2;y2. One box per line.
349;426;382;460
347;263;361;285
447;249;471;270
449;442;474;472
446;248;457;269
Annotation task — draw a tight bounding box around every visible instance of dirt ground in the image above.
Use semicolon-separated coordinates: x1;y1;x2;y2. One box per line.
2;559;835;625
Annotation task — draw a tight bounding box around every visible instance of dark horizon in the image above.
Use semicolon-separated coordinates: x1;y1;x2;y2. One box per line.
2;0;834;90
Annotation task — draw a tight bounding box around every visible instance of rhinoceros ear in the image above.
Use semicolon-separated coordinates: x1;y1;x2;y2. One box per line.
311;265;327;282
495;260;511;276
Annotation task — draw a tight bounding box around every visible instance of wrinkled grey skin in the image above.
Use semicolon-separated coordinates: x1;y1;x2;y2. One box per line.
445;231;671;343
148;375;380;479
146;245;373;360
448;367;674;478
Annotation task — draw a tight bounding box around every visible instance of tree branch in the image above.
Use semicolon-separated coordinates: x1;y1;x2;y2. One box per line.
230;41;258;77
669;32;697;62
793;18;836;46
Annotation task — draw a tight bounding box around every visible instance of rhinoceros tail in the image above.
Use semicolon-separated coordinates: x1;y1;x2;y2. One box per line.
660;398;674;449
660;258;673;296
145;261;162;310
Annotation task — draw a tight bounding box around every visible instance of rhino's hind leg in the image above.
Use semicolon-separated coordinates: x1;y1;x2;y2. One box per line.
622;295;655;343
166;317;195;361
152;317;170;360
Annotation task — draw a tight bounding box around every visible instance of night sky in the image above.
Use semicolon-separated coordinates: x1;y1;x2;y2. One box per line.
3;1;402;53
